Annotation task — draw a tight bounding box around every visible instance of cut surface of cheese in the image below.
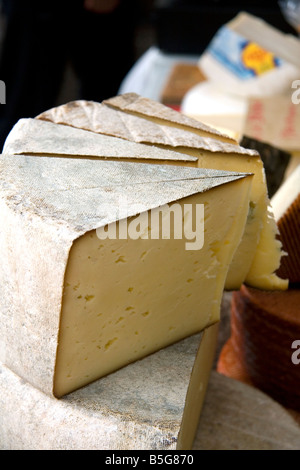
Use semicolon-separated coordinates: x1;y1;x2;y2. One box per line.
35;94;287;290
0;325;218;450
0;154;252;397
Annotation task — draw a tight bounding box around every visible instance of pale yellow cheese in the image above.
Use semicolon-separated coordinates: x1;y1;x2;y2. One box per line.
54;177;252;397
174;147;284;289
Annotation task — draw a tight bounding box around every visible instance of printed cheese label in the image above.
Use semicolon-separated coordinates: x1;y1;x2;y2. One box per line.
208;26;282;80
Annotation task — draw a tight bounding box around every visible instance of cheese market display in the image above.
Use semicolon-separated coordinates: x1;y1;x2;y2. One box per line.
0;93;289;449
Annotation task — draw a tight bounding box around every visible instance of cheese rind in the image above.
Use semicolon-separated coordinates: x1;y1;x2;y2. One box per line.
37;94;237;144
0;154;252;397
2;118;198;166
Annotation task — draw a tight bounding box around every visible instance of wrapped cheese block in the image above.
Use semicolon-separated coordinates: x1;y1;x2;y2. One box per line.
34;93;287;291
0;153;253;397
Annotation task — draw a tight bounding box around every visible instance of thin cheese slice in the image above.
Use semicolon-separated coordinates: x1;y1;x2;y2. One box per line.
0;154;252;397
36;94;287;290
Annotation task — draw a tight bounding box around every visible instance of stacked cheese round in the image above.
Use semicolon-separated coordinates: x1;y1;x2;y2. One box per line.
218;284;300;411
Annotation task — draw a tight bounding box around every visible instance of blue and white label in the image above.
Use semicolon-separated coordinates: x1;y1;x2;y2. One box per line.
206;26;283;80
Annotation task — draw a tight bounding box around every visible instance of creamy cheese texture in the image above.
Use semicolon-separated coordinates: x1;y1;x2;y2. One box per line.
34;93;287;290
54;179;251;397
0;154;252;397
178;147;284;289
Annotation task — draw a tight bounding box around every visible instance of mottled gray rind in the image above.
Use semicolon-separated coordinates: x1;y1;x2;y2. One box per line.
37;93;236;144
0;153;250;230
103;92;233;140
2;118;198;164
0;334;203;450
36;96;259;156
1;360;299;450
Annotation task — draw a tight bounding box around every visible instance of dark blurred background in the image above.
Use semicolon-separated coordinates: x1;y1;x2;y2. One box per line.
154;0;296;53
0;0;296;149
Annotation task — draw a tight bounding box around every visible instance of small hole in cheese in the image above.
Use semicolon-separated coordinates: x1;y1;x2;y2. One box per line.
104;337;118;350
85;294;95;302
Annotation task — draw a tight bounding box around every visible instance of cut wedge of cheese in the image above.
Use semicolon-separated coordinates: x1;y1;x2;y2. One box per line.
36;93;287;290
0;326;218;450
0;154;252;397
